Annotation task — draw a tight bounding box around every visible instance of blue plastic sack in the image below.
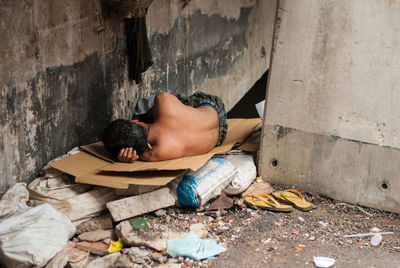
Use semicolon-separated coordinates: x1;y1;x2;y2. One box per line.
167;231;226;261
173;157;237;208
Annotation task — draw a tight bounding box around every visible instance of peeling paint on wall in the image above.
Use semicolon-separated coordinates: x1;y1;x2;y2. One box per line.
0;0;275;192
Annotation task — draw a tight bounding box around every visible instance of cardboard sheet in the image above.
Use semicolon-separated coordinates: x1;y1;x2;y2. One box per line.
75;170;185;189
87;119;261;172
49;118;262;189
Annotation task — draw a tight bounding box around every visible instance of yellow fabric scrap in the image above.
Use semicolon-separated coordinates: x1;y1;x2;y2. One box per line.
108;237;123;253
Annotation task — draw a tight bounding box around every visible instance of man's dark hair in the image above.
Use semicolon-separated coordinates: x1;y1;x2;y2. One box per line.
102;119;148;158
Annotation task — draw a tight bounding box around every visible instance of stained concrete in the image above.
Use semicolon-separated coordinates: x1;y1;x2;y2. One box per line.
0;0;276;192
259;0;400;212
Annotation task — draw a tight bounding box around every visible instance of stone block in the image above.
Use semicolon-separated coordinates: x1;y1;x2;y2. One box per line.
115;220;185;252
189;223;208;239
76;213;113;234
78;229;115;242
75;241;109;256
106;188;176;222
86;252;121;268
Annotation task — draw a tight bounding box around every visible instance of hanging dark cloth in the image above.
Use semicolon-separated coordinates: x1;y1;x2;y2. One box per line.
125;16;153;83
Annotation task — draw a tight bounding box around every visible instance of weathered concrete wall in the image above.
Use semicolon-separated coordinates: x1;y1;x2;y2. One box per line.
0;0;276;192
259;0;400;212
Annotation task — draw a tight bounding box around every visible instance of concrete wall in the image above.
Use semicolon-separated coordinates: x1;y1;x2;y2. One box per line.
0;0;276;192
259;0;400;212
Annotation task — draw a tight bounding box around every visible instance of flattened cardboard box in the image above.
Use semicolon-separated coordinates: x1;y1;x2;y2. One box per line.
50;118;261;189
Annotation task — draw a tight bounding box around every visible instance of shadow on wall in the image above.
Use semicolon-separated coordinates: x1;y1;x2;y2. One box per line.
227;69;268;119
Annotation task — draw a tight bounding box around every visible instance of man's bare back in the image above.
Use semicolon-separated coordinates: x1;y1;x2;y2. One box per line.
115;92;225;163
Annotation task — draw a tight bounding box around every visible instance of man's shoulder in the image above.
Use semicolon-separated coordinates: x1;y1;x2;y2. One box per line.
154;93;186;118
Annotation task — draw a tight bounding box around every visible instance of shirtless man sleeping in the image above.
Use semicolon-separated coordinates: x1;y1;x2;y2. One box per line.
102;92;227;162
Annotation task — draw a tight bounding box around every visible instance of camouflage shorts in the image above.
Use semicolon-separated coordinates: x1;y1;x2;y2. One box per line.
177;92;227;146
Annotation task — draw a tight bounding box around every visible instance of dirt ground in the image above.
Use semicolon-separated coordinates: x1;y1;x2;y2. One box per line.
151;185;400;268
204;188;400;268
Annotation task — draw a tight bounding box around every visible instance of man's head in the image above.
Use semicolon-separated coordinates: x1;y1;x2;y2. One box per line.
102;119;148;158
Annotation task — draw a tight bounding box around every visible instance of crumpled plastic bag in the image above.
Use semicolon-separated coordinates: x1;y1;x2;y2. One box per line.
0;183;29;219
28;168;117;225
167;231;226;261
222;152;257;195
0;203;75;268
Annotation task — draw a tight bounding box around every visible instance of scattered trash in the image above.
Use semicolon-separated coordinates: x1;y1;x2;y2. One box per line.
255;176;263;183
371;234;383;246
169;157;237;208
370;227;381;233
167;231;226;261
222;153;257;195
356;205;373;217
313;256;335;268
130;217;150;230
241;182;274;198
0;203;75;268
207;192;234;211
298;216;305;222
108;237;123;253
343;231;393;238
318;221;328;228
255;100;265;119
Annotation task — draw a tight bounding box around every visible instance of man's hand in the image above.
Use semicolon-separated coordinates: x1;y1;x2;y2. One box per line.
117;148;139;163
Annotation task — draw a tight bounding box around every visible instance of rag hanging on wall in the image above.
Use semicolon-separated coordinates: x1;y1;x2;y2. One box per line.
107;0;154;83
125;15;153;83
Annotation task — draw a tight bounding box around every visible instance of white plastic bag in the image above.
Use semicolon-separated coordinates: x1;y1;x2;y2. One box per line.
223;153;257;195
28;168;117;225
0;183;29;219
0;203;75;268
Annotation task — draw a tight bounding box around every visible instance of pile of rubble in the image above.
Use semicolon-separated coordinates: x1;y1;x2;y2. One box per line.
0;148;275;268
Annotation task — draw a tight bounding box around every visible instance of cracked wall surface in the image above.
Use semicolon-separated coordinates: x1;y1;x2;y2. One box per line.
0;0;276;191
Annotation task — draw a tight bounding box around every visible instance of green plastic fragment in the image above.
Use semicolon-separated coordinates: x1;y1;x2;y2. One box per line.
129;217;150;230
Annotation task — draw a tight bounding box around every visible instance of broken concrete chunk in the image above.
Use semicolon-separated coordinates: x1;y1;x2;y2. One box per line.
106;187;176;222
127;247;151;264
65;243;89;263
114;185;161;196
86;252;121;268
151;252;168;263
115;220;186;252
45;249;68;268
75;241;109;256
115;254;135;268
78;229;115;242
103;238;112;245
76;213;113;234
154;209;167;217
189;223;208;239
66;255;95;268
